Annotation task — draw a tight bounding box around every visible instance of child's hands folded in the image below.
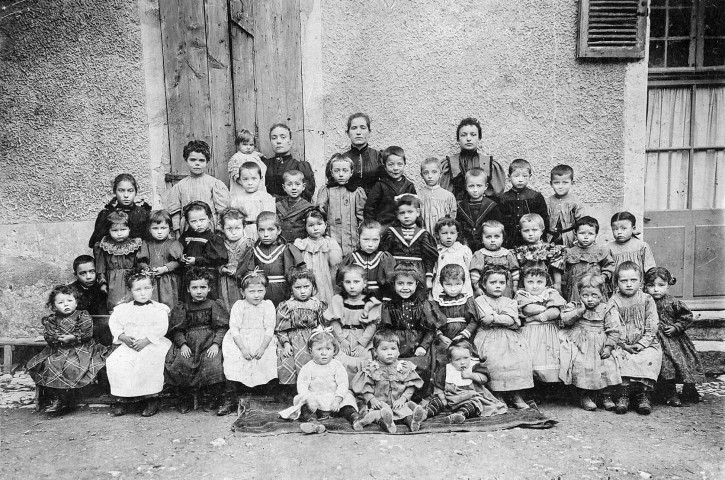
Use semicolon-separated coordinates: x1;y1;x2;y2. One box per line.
180;344;192;358
663;325;677;337
133;338;151;351
340;340;352;355
253;346;266;359
206;344;220;358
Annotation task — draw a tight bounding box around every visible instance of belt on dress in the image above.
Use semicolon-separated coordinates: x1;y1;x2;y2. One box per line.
393;255;422;262
268;275;285;283
446;317;466;324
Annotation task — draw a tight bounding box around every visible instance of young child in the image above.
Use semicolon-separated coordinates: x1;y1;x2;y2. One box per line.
439;117;506;199
381;195;438;291
546;164;585;247
277;169;314;242
136;210;183;309
218;208;253;312
469;221;520;298
513;213;563;292
89;173;151;248
178;201;228;301
27;285;107;415
106;271;172;417
228;129;267;197
324;264;381;375
351;329;428;433
644;267;704;406
68;255;108;316
264;123;315;201
424;340;508;423
166;268;229;413
611;261;662;415
609;212;656;277
294;209;343;305
275;269;327;393
316;153;367;256
218;269;278;416
431;218;473;300
337;220;396;299
363;146;416;226
166;140;230;234
515;267;566;384
236;211;305;306
279;327;360;433
94;211;142;311
472;266;533;409
559;274;622;411
379;262;437;381
499;159;550;249
229;161;275;241
418;157;457;235
557;216;615;302
456;168;503;253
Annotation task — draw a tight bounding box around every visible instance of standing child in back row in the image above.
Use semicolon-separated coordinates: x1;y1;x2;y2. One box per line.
499;159;549;249
609;212;656;278
277;170;314;243
364;146;416;227
456;168;503;253
546;164;585;247
418;157;456;236
228;129;267;199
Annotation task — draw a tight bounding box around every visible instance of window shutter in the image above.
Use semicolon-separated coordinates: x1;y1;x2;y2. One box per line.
577;0;647;59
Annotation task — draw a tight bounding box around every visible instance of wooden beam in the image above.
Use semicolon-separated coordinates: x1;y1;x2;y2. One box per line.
230;0;257;142
300;0;324;195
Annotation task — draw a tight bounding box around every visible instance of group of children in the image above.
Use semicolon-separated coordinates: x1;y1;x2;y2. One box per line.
26;116;704;433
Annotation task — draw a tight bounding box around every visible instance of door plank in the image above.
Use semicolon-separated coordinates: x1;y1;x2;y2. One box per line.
230;0;257;142
694;225;725;297
204;0;235;184
645;226;686;297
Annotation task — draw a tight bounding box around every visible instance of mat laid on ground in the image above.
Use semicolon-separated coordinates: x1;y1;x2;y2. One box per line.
230;400;556;436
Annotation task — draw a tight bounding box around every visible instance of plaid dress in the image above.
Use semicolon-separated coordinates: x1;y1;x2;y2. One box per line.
27;311;107;389
275;297;327;384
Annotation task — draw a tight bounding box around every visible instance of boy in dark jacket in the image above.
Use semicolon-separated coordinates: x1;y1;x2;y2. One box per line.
363;146;416;227
456;168;503;253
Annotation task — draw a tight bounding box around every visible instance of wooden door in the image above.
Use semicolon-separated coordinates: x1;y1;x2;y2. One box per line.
159;0;305;185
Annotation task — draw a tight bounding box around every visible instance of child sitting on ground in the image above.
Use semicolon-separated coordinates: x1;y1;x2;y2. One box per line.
136;210;183;309
418;157;457;236
546;164;585;247
229;161;275;241
27;285;107;415
277;169;314;242
424;340;507;424
264;123;315;201
279;327;360;433
351;329;428;433
456;168;503;253
68;255;108;316
499;159;550;249
166;268;229;413
364;146;416;226
228;129;267;198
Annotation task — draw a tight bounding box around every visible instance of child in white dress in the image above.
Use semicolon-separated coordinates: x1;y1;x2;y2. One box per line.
431;217;473;300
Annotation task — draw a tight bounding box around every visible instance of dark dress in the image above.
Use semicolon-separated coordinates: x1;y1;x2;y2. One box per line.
654;295;705;384
498;187;550;249
263;153;316;202
136;238;184;309
178;229;228;301
165;299;229;387
340;144;384;195
363;174;416;226
440;151;506;200
94;237;142;311
381;225;438;279
337;250;397;299
276;196;313;243
69;280;109;316
27;311;107;389
235;238;305;306
456;197;504;252
88;198;151;248
430;293;479;364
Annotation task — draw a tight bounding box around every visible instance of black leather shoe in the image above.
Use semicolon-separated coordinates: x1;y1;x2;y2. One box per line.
142;399;161;417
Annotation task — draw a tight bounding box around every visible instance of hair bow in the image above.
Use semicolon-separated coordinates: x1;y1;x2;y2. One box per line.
309;325;334;339
242;267;264;282
394;193;419;202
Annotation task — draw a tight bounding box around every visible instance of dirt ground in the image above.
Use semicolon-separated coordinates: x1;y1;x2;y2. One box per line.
1;393;723;480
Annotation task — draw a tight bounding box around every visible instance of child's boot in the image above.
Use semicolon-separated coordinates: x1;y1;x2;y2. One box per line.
579;390;597;411
443;412;466;424
682;383;701;404
510;392;530;410
407;402;426;432
664;382;682;407
142;397;161;417
352;410;377;431
299;418;326;434
379;405;396;434
636;391;652;415
217;393;237;416
177;389;193;414
44;390;64;415
615;386;630;414
601;390;616;411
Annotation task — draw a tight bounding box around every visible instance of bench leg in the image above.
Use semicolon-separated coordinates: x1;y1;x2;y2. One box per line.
2;345;13;374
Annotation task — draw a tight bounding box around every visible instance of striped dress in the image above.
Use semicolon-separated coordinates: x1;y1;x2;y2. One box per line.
275;297;327;384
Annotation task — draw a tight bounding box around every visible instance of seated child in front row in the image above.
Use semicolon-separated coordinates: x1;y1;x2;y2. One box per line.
165;268;229;413
106;271;172;417
431;217;473;301
351;329;428;433
557;216;615;302
644;267;704;406
279;328;360;434
136;210;183;309
218;270;278;416
275;269;327;396
424;340;508;424
498;159;550;249
456;167;503;253
337;219;396;299
236;211;305;306
469;220;519;298
94;211;142;312
514;213;563;292
363;145;416;226
472;266;533;410
559;274;622;412
277;169;314;242
27;285;108;415
294;208;343;305
69;255;108;316
516;267;566;385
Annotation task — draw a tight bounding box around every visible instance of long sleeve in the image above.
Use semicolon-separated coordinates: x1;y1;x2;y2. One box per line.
642;242;657;272
603;305;622;347
363;182;383;221
146;306;170;344
488;159;506;197
355;188;367;224
494;298;520;329
559;303;583;327
168;304;189;348
351;368;376;402
328;238;343;267
210;300;230;345
212;179;230;223
41;315;61;345
600;249;616;282
487;203;504;224
228;301;244;338
316;186;330;214
418;301;439;352
333;361;350;399
71;311;94;343
93;246;107;285
136;242;151;267
637;295;660;348
673;299;694;333
420;231;439;278
166;184;183;231
262;300;277;336
296;362;312;396
275;302;293;346
234;241;258;280
533;192;550;236
298;161;316;202
197;233;228;268
108;310;124;344
89;208;109;248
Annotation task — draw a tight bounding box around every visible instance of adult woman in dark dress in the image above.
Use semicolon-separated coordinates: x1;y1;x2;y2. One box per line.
332;113;384;195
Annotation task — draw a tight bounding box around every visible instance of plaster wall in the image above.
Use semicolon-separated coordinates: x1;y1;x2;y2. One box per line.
321;0;648;239
0;0;150;336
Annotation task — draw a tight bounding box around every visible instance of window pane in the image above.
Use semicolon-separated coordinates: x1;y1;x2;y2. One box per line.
691;151;725;209
694;86;725;147
703;0;725;37
667;39;691;66
668;7;692;37
644;151;689;210
703;38;725;67
647;87;691;149
650;8;667;38
650;40;666;67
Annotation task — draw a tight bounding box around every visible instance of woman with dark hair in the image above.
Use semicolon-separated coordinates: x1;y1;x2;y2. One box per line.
335;112;384;194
